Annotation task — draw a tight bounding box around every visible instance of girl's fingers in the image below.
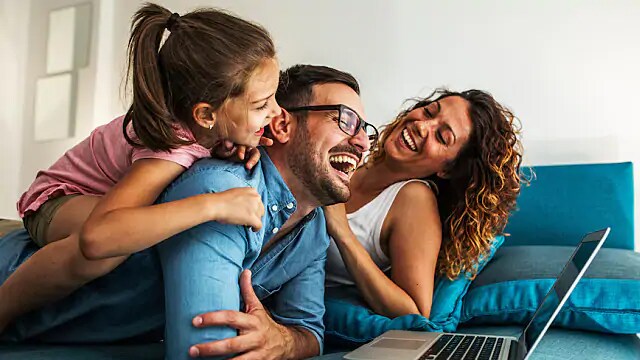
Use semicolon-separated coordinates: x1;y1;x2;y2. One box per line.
259;137;273;147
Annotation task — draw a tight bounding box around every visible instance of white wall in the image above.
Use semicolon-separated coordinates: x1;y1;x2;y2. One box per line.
0;0;29;219
2;0;639;248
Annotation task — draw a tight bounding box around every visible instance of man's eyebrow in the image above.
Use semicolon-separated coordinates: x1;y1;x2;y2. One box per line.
251;93;274;103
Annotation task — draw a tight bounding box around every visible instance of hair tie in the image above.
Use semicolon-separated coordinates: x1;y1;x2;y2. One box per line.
165;12;180;32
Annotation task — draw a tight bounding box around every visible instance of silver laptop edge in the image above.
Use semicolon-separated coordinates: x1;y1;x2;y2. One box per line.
519;227;609;360
344;227;610;360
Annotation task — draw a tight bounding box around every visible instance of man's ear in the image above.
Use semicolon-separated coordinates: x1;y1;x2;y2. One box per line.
268;108;293;144
192;102;216;129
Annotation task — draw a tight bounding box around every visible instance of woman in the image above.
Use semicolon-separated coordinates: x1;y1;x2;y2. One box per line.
324;88;523;319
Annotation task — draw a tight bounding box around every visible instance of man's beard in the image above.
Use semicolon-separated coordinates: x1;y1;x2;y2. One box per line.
286;127;350;206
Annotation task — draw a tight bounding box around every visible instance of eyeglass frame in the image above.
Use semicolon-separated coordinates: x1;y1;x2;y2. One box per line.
285;104;379;143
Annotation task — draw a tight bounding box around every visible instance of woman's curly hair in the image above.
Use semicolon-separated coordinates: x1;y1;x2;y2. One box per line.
367;89;525;280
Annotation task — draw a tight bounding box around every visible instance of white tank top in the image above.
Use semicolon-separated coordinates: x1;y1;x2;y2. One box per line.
325;179;433;287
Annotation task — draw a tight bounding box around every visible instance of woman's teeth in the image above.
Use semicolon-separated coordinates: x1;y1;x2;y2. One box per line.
402;128;417;151
329;155;357;175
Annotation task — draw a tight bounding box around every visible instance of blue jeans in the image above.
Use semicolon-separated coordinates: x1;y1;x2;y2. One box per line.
0;229;164;343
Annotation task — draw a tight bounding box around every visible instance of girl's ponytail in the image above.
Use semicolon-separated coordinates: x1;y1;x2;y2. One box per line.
123;3;191;152
123;3;275;152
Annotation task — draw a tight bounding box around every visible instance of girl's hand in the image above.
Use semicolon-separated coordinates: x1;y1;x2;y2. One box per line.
323;203;353;241
212;137;273;170
210;188;265;232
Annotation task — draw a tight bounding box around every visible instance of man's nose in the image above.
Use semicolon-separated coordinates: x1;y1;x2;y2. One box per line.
349;128;370;152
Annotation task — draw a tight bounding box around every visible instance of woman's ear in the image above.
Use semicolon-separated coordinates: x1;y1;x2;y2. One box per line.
436;170;451;179
192;103;216;129
268;108;293;144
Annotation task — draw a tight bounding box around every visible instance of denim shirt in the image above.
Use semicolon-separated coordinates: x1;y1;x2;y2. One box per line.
156;148;329;360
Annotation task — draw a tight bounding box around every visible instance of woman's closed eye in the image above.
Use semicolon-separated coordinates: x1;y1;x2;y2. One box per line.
423;101;441;119
423;107;434;118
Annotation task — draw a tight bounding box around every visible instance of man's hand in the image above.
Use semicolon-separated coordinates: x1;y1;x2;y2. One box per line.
189;270;292;359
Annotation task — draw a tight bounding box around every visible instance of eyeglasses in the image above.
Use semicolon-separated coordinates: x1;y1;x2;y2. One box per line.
286;104;379;144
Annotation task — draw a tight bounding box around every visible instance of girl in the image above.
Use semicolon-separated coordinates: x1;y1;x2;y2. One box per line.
0;3;281;332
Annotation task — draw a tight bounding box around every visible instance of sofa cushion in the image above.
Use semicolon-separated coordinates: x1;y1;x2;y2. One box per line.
324;236;504;345
504;162;635;250
460;246;640;333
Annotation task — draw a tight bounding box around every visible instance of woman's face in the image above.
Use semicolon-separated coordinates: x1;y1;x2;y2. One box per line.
383;95;473;178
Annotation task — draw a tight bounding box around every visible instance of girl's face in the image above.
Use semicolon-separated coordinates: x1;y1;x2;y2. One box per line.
216;58;281;147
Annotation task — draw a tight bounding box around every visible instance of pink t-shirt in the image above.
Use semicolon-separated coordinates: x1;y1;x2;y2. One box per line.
17;115;211;218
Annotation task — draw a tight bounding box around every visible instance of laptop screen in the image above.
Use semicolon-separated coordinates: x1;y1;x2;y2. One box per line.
519;229;607;354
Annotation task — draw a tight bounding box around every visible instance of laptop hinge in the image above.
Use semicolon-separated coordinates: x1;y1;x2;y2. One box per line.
508;339;519;360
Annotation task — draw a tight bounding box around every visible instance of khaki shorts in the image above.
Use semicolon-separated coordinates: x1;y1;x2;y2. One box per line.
23;194;79;247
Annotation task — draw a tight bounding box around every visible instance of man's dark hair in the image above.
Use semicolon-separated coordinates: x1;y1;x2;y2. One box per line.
276;65;360;111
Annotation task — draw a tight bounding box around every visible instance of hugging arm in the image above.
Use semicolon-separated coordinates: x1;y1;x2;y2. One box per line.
326;181;441;318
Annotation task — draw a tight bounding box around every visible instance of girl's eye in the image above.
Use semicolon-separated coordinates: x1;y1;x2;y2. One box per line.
256;101;269;111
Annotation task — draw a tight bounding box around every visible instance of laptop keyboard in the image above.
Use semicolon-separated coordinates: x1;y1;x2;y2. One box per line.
418;334;504;360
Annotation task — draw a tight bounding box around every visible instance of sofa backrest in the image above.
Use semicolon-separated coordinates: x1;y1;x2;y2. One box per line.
504;162;635;250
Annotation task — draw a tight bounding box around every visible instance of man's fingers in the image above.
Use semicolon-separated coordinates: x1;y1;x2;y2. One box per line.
189;334;261;358
192;310;256;330
239;270;263;311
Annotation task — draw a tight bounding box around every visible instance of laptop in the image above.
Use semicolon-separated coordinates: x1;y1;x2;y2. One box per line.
344;227;610;360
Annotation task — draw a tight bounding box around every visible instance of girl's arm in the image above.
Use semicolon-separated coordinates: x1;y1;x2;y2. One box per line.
327;181;441;318
80;158;262;260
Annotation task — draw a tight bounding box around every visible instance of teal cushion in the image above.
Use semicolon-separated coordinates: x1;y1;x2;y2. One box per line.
504;162;635;250
324;236;504;344
461;246;640;333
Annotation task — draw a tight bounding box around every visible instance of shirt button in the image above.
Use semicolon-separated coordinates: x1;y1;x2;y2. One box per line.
286;203;294;209
271;205;278;211
272;228;279;234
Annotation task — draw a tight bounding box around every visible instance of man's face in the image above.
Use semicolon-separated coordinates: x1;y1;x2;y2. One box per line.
286;83;369;205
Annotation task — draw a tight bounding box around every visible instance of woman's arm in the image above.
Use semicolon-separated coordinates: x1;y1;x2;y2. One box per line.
327;181;441;318
80;158;263;260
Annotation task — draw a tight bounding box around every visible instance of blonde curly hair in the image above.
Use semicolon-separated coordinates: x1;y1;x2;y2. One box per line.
367;89;525;280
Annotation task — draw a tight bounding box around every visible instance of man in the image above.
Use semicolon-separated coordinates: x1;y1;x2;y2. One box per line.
0;65;374;360
157;64;371;359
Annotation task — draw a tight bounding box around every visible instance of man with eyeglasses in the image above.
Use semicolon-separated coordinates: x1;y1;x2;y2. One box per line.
160;64;377;359
0;65;376;360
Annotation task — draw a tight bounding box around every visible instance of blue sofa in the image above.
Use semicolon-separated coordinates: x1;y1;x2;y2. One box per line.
455;162;640;359
318;162;640;359
1;162;639;359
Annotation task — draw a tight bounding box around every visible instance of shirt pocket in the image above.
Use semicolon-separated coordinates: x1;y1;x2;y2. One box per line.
253;284;282;301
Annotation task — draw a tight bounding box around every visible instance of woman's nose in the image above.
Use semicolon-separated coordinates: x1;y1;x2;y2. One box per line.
415;120;429;138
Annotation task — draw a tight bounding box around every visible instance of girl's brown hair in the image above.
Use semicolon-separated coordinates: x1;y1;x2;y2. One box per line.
123;3;275;152
368;89;525;280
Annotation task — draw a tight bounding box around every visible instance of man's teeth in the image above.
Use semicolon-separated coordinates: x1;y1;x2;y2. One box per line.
329;155;357;174
402;128;417;151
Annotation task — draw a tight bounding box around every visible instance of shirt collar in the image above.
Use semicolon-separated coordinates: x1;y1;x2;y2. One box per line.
258;147;297;210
